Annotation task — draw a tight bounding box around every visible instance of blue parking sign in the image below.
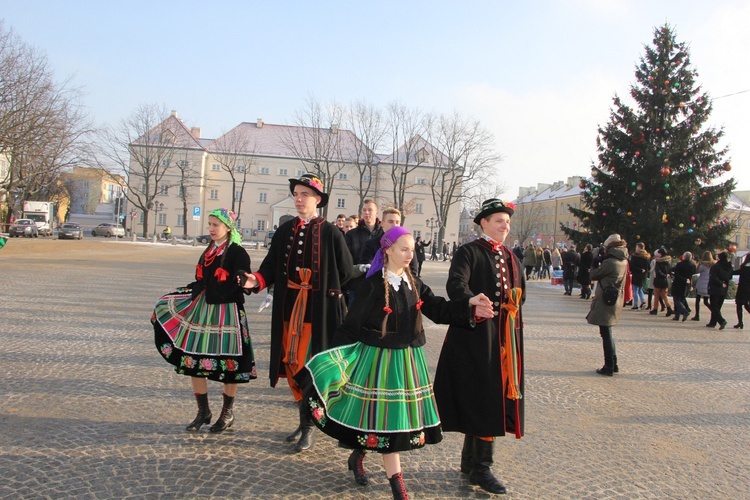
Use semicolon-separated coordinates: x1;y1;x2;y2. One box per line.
193;206;201;217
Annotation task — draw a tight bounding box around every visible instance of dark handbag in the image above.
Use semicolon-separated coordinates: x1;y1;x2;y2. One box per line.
602;285;619;306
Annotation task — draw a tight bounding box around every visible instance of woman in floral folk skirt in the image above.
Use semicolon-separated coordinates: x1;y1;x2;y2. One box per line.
153;208;256;432
295;226;494;499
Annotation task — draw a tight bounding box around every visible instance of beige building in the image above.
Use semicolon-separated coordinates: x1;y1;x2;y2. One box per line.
128;112;461;242
511;178;750;253
62;166;126;216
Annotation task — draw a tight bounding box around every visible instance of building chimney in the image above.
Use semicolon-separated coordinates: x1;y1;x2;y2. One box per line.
256;118;264;128
191;127;201;139
171;110;178;118
330;123;339;133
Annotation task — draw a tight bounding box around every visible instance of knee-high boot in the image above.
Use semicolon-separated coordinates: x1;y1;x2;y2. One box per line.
186;392;212;431
388;472;409;499
469;438;507;494
285;401;303;442
460;434;474;474
209;393;235;432
294;399;316;452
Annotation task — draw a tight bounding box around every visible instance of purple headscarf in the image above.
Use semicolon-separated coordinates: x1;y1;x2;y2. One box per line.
366;226;412;278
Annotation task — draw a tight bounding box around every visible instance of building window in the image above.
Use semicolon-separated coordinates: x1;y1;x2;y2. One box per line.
435;179;443;187
362;173;371;182
158;213;167;225
297;169;305;176
278;168;288;176
210;189;218;200
235;164;245;173
336;198;345;209
161;159;170;167
259;166;270;175
177;214;185;226
747;235;750;248
338;172;348;181
177;186;184;197
414;230;422;238
415;177;426;185
257;220;266;231
178;160;189;167
258;192;267;203
159;185;169;195
736;234;741;244
415;203;423;214
211;164;221;171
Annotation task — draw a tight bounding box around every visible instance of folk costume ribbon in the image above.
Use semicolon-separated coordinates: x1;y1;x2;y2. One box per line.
285;268;312;368
501;287;523;401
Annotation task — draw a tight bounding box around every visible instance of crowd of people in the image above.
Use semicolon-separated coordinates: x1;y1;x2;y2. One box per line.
151;175;525;499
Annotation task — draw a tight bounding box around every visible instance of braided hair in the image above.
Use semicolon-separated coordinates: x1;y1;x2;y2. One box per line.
380;253;423;337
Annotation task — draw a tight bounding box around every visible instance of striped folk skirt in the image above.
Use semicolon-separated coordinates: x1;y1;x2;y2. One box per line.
295;342;442;453
152;290;256;383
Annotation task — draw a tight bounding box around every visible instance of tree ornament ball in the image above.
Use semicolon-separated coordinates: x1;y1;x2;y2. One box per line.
635;151;640;156
695;238;702;245
666;196;671;200
636;235;641;239
679;223;684;228
687;168;692;173
631;181;637;187
602;212;607;217
725;164;732;172
688;229;693;233
729;245;738;253
627;212;632;216
579;181;585;189
679;102;685;108
637;184;643;191
664;183;670;188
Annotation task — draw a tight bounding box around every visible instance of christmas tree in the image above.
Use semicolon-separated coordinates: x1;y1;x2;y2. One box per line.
563;24;735;255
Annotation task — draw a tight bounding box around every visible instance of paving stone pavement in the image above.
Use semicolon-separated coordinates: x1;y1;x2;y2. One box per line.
1;238;748;499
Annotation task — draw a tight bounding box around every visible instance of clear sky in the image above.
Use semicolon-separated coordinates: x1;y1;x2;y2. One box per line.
3;0;748;200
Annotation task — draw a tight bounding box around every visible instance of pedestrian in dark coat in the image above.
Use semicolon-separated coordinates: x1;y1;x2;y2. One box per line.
561;245;579;295
670;252;696;321
629;243;651;309
586;234;628;376
577;244;594;299
433;198;525;495
241;174;354;453
649;250;673;316
733;253;750;329
707;251;733;329
414;236;431;276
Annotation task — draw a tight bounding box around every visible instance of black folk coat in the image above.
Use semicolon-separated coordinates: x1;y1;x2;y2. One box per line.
433;239;526;438
254;217;354;387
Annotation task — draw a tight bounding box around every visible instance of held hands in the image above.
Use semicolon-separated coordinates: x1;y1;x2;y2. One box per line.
469;293;495;318
237;272;258;289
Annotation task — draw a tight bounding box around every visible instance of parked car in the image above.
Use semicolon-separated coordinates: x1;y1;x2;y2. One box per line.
91;223;125;238
9;219;39;238
196;234;212;244
58;223;84;240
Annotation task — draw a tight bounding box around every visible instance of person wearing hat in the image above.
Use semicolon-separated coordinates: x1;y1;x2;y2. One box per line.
586;233;628;376
433;198;526;495
153;208;256;433
294;226;494;499
239;173;355;452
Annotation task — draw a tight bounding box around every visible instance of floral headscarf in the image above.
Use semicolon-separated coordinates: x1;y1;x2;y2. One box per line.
208;208;242;246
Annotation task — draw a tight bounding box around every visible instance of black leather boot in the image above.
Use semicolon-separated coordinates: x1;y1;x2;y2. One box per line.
469;438;507;494
388;472;409;499
186;392;211;431
294;399;316;452
460;434;474;474
665;307;674;317
347;449;368;486
209;393;234;432
613;355;619;373
285;401;303;442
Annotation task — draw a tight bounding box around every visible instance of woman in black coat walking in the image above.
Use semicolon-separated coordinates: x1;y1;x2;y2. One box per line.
733;253;750;329
707;251;733;330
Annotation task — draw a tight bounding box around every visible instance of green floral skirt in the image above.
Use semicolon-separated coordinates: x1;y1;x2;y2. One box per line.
153;290;256;383
295;342;442;453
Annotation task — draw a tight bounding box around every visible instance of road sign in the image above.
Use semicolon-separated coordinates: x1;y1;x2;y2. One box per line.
193;206;201;221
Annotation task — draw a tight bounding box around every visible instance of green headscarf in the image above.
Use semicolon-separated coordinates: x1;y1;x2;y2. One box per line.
208;208;242;246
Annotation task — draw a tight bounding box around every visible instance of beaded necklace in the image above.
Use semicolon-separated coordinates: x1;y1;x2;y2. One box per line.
202;240;227;267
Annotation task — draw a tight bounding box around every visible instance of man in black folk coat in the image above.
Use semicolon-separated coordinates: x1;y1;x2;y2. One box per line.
433;198;526;495
241;174;354;452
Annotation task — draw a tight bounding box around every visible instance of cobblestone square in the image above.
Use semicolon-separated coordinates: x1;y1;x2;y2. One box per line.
1;239;748;499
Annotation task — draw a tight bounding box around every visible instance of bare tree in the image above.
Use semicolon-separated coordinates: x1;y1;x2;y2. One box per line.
425;112;503;248
210;129;256;223
281;96;347;219
382;102;427;220
96;104;179;237
345;100;385;212
171;149;204;239
509;203;544;246
0;22;90;225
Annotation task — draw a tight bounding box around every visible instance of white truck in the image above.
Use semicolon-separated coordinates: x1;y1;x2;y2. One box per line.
22;201;55;236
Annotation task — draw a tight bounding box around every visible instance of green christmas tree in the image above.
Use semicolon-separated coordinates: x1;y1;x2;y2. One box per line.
563;24;735;255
